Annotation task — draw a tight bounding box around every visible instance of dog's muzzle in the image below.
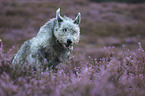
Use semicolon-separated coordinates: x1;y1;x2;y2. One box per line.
65;39;72;47
56;39;73;49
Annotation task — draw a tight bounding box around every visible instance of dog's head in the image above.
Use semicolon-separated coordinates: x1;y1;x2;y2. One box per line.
54;8;81;49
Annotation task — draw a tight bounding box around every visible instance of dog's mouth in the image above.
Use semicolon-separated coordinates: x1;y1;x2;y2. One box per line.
56;40;72;49
63;43;72;48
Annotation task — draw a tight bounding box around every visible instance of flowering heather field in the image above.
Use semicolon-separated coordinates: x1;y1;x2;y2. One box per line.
0;0;145;96
0;43;145;96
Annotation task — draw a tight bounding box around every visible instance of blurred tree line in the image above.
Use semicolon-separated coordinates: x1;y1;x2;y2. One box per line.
90;0;145;3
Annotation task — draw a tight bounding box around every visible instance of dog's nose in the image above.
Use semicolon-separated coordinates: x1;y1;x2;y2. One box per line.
67;39;72;45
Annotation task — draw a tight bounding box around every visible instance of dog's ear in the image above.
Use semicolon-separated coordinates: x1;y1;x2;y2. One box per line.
56;8;63;23
74;12;81;25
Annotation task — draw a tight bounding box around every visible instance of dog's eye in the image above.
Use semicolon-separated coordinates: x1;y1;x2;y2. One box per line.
63;28;67;32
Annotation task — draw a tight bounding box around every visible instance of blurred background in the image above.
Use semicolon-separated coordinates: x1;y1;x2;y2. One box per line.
0;0;145;58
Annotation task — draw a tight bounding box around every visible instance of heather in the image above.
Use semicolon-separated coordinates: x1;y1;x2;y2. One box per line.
90;0;145;3
0;43;145;96
1;0;145;96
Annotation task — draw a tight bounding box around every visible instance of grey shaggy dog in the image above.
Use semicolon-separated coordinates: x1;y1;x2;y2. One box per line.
12;8;81;69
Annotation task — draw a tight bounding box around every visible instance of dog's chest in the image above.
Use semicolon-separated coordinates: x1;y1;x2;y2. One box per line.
43;47;67;60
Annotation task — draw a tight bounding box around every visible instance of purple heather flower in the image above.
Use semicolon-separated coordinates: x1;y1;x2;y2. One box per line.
0;39;3;50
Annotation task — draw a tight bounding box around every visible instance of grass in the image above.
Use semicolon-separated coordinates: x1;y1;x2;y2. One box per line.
1;0;145;95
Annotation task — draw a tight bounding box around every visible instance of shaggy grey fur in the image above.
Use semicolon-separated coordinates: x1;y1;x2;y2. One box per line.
12;8;81;68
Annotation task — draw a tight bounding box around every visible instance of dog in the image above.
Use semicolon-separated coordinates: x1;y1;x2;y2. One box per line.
12;8;81;69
